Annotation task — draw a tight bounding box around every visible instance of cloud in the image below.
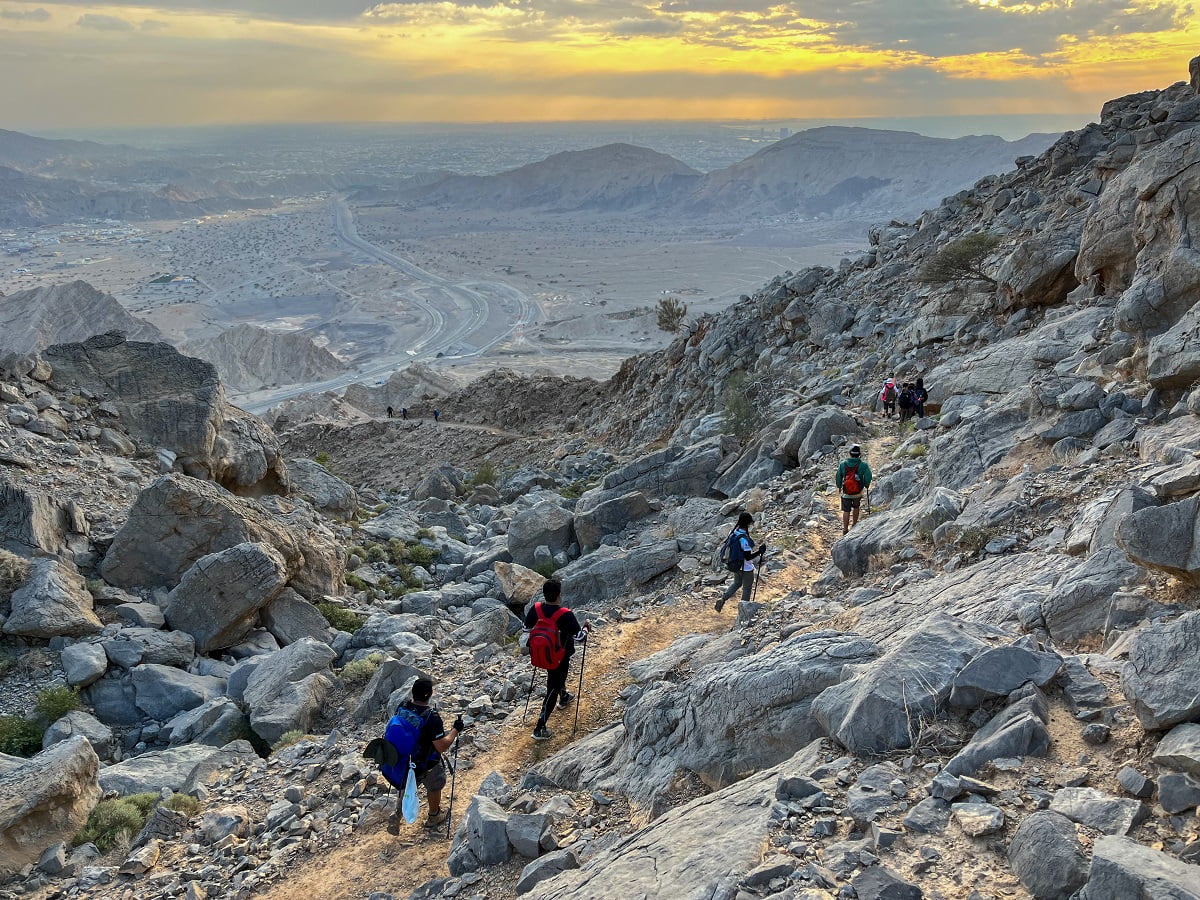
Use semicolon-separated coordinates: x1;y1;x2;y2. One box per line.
76;12;135;30
0;6;50;20
140;18;168;30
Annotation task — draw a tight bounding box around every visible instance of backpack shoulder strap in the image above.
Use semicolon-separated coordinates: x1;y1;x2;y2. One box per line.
546;605;569;625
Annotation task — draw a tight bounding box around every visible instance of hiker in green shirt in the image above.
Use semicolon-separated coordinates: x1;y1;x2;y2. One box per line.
836;444;872;535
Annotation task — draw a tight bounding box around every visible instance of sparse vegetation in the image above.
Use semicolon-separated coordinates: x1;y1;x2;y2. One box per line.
272;730;311;752
406;543;437;569
414;528;434;540
35;686;80;724
918;233;1002;285
163;793;201;816
0;715;42;757
905;444;928;458
75;798;148;852
340;652;384;686
721;372;770;442
316;601;364;633
470;462;497;486
656;296;688;332
533;561;558;578
313;451;331;466
0;549;30;605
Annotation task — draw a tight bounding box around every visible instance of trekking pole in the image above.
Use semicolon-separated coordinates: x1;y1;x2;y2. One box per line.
866;487;872;517
521;669;543;724
572;632;589;737
445;738;459;840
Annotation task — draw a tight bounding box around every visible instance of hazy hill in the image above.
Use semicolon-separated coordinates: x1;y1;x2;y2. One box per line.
371;128;1058;222
0;280;163;353
680;126;1059;219
182;323;348;392
393;143;701;212
0;128;124;170
0;165;271;226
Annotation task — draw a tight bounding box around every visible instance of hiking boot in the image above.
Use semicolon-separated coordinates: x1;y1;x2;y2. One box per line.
714;597;725;613
425;809;447;829
386;812;400;835
532;724;553;741
558;691;574;708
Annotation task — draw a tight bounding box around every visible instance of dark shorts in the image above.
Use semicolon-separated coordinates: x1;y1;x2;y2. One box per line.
841;496;862;512
418;762;446;792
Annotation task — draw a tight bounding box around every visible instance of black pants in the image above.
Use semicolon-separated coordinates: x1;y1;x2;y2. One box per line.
537;655;572;726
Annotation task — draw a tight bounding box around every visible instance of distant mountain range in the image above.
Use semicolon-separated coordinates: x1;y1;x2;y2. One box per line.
0;124;1061;227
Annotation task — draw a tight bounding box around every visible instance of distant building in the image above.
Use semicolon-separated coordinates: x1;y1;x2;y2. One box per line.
780;127;791;140
148;274;199;288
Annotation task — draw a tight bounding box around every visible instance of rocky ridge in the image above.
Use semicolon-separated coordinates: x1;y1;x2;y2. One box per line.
1;57;1200;900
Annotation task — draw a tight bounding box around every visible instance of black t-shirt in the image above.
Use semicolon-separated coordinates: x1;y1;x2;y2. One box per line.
404;701;445;770
524;602;581;658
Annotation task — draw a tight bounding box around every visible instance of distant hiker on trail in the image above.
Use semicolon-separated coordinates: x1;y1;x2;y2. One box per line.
716;511;765;613
837;444;873;535
401;407;408;420
380;677;464;832
880;377;897;418
433;409;441;424
912;378;928;418
386;406;394;418
525;579;588;741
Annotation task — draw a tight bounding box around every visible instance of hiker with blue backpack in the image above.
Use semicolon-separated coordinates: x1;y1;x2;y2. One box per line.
715;511;766;613
524;579;589;742
837;444;873;535
376;677;465;832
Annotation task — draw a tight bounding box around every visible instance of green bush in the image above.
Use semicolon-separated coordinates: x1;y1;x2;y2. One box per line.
163;793;200;816
533;561;558;578
0;715;42;757
406;543;438;569
272;730;310;752
656;296;688;332
313;451;331;466
316;601;364;634
340;653;383;686
35;686;80;724
918;232;1002;285
76;798;148;852
365;544;387;563
0;549;30;605
470;462;497;486
415;528;434;540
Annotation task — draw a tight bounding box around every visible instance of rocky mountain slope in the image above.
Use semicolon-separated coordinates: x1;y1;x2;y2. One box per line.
0;281;164;357
2;56;1200;900
181;325;349;394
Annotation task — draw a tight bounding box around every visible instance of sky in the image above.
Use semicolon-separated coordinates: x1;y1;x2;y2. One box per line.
0;0;1197;131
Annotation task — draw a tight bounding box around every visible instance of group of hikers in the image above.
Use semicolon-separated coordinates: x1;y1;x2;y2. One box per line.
878;375;928;420
385;406;441;423
364;375;933;834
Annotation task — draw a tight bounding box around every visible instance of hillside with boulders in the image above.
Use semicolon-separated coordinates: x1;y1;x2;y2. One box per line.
2;56;1200;900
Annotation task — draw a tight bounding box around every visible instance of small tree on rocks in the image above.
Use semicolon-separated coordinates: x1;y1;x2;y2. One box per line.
656;296;688;332
918;233;1002;285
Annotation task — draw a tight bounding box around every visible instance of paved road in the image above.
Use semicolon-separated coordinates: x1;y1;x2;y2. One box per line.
237;201;535;414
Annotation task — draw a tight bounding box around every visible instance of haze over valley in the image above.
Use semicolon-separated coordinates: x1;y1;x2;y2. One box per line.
0;121;1058;411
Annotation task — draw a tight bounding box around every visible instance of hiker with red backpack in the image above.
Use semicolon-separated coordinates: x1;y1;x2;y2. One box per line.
837;444;873;535
524;579;589;741
880;377;897;418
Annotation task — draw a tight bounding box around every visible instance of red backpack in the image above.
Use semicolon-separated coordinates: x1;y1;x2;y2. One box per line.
528;602;569;670
843;461;862;495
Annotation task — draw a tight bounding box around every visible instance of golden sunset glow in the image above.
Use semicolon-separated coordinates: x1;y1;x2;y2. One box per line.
0;0;1196;128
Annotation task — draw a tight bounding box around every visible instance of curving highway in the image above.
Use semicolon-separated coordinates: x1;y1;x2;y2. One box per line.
239;200;536;414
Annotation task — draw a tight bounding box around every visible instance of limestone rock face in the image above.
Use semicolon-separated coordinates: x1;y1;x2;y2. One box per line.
572;491;653;553
284;458;358;520
0;736;101;876
506;501;574;567
242;637;335;745
44;332;287;495
2;558;101;639
165;542;289;653
0;478;72;556
0;281;163;356
101;475;342;600
1121;610;1200;729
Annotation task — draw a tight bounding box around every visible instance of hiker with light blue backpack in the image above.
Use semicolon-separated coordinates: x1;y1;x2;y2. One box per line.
365;677;465;835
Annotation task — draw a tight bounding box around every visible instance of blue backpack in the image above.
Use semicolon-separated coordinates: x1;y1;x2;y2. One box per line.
380;706;435;789
721;529;747;572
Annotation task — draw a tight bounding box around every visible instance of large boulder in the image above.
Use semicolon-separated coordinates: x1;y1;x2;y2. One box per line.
507;501;574;567
572;491;653;553
831;487;963;577
583;440;728;509
812;615;996;754
1121;610;1200;729
101;474;342;599
42;711;114;760
0;736;100;876
261;588;332;647
44;332;288;495
493;562;546;608
1117;494;1200;585
527;743;825;900
529;632;876;810
130;664;226;721
1079;835;1200;898
98;744;221;795
242;637;335;745
1040;547;1146;643
102;628;195;670
774;406;862;467
0;478;71;556
946;686;1051;776
284;458;358;520
1007;810;1089;900
165;542;289;653
1148;301;1200;388
447;795;511;875
558;541;681;604
2;558;101;639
